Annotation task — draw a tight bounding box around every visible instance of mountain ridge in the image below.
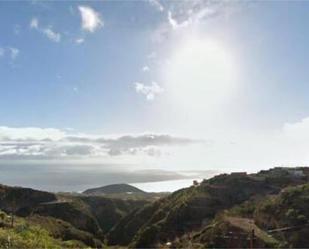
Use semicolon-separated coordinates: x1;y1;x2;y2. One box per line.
107;167;309;248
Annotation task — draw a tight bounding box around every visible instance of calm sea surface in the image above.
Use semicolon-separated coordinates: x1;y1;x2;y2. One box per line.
131;178;203;192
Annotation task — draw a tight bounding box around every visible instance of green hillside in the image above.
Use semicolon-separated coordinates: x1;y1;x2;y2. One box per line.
0;184;148;247
0;167;308;248
254;183;309;247
107;167;309;248
0;209;86;248
174;182;309;248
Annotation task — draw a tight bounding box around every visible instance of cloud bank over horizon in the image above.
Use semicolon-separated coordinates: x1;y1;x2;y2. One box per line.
1;118;309;172
0;126;200;161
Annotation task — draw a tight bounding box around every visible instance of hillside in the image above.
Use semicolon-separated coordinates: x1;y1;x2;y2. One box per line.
172;216;280;248
83;183;169;201
0;209;87;248
0;167;308;248
0;184;56;215
107;167;309;248
0;184;148;247
173;182;309;248
83;183;145;195
254;183;309;247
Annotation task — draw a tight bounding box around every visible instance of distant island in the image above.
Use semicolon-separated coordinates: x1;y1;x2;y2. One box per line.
83;183;145;195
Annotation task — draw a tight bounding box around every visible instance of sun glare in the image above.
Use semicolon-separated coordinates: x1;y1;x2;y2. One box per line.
163;36;238;113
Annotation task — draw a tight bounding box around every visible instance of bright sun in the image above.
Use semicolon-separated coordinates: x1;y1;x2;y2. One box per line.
163;35;238;113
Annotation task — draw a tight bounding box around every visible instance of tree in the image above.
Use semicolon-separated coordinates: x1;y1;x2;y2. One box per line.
0;211;6;224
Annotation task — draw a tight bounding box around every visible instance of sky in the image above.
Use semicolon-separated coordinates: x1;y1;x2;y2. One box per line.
1;0;309;191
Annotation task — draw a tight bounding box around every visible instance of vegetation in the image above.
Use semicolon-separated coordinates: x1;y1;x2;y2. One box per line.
83;184;169;201
0;167;309;248
27;215;100;247
0;210;85;249
0;184;148;247
254;183;309;248
108;167;309;248
83;183;145;195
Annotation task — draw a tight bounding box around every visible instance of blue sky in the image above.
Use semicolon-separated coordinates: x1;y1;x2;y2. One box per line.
0;1;161;132
1;1;309;132
1;0;309;191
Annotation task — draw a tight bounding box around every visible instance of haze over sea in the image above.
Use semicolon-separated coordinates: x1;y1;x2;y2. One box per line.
132;178;203;192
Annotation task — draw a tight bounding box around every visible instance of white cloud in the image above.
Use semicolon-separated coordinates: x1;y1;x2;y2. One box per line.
75;38;85;44
135;82;164;101
167;8;215;30
30;17;39;29
29;18;61;43
0;126;66;141
166;1;225;30
150;1;238;45
142;65;150;72
168;11;182;29
282;117;309;141
147;51;157;59
4;117;309;172
0;126;197;160
78;6;103;33
42;27;61;42
8;47;19;60
148;1;227;45
148;0;164;12
0;47;19;60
